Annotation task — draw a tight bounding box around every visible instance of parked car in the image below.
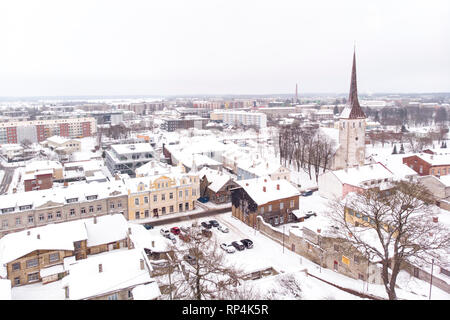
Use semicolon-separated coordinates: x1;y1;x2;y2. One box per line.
201;221;212;229
220;243;236;253
144;224;154;230
202;228;212;238
180;226;191;233
167;233;177;244
170;227;181;235
179;232;191;242
209;220;219;227
183;254;197;265
241;239;253;249
160;229;170;237
301;190;314;197
231;241;245;251
218;225;229;233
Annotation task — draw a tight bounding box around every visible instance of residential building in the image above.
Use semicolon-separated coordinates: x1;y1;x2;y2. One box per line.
24;160;64;181
220;111;267;129
105;143;155;176
231;178;300;227
126;171;200;220
198;167;238;204
0;180;128;237
402;153;450;177
0;117;96;144
43;136;81;155
418;175;450;210
24;171;53;192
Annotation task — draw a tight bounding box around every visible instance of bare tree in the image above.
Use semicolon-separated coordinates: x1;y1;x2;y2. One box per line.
329;181;450;300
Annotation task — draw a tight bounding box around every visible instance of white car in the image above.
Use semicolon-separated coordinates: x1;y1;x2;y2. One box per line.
218;225;229;233
220;243;236;253
160;229;170;237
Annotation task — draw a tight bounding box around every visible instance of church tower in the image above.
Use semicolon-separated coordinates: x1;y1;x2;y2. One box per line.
333;49;367;170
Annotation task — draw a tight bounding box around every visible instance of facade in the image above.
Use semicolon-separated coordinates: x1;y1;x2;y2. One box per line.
105;143;155;176
43;136;81;155
198;167;238;204
221;111;267;129
24;171;53;192
0;117;96;144
332;51;367;170
126;173;200;220
0;181;128;237
117;102;165;115
160;117;209;132
418;175;450;210
231;178;300;228
402;154;450;177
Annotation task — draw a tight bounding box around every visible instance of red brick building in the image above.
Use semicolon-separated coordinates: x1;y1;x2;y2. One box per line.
403;154;450;176
24;171;53;192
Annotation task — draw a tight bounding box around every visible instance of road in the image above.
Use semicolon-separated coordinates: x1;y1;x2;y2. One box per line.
146;206;231;227
0;164;15;195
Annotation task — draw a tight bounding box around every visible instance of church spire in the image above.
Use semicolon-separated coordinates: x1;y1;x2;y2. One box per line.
339;48;366;119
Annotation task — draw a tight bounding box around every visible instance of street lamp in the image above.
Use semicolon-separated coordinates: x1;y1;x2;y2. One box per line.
429;258;434;300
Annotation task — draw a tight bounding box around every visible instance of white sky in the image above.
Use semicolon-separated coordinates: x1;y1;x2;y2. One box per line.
0;0;449;96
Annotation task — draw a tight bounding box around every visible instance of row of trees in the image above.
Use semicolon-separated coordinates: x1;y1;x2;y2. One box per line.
278;124;336;182
364;106;448;127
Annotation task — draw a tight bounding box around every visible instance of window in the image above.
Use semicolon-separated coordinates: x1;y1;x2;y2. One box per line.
28;215;34;224
144;197;149;204
274;216;279;225
419;165;423;174
170;206;174;213
280;202;284;210
185;190;189;197
118;202;122;208
354;256;360;265
153;195;157;202
1;220;7;228
56;211;61;219
15;217;21;226
28;272;39;282
179;191;182;198
290;200;294;208
49;252;60;263
26;258;38;269
162;207;166;214
12;263;20;271
347;209;354;216
47;213;53;220
128;290;133;299
66;198;78;203
70;209;75;216
135;198;139;205
268;205;272;212
39;214;44;221
108;293;118;300
14;277;20;285
355;212;361;218
185;202;189;210
192;189;196;196
80;207;86;214
358;273;364;280
89;206;94;213
110;203;115;209
86;195;97;200
161;194;165;201
97;205;102;212
260;206;264;214
362;216;368;222
280;215;284;224
135;211;140;219
169;193;173;200
144;210;149;218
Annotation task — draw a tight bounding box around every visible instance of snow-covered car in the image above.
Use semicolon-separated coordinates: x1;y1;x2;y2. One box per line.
160;229;170;237
218;225;229;233
220;243;236;253
180;226;191;233
167;233;177;244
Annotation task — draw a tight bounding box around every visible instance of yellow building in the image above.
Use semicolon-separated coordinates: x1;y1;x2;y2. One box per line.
126;173;200;220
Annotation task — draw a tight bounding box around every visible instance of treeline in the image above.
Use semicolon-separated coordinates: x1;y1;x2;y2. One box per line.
364;106;448;126
279;125;336;182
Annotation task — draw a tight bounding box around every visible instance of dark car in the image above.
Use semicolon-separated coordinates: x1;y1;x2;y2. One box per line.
301;190;314;197
170;227;181;235
183;254;197;265
201;221;212;229
241;239;253;249
231;241;245;251
144;224;154;230
209;220;219;227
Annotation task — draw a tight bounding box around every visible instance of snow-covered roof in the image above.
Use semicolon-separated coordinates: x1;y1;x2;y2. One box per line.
413;153;450;166
0;279;11;300
0;220;88;264
25;160;62;173
332;163;394;187
131;282;161;300
111;143;153;155
62;249;158;300
135;160;181;177
46;136;79;145
84;214;129;247
40;264;65;277
128;223;172;252
197;167;233;193
236;177;300;205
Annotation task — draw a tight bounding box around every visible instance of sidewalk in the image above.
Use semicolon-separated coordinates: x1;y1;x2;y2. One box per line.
129;206;206;225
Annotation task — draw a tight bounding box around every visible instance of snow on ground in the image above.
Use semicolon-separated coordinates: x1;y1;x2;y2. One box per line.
7;167;24;194
200;201;232;210
12;278;65;300
70;137;101;161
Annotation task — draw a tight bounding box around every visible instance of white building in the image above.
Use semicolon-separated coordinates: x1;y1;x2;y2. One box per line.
220;111;267;128
105;143;156;177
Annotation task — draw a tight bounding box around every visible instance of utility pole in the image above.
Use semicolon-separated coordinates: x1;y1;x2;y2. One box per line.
282;225;285;253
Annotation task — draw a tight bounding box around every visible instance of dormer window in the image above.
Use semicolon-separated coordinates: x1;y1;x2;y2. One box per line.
2;207;15;213
66;198;78;203
86;195;98;200
19;205;32;211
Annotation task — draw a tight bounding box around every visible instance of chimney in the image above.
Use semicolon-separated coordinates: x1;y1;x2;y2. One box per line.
263;186;266;192
64;181;68;187
93;215;97;224
151;240;155;248
140;259;145;270
37;234;40;239
276;184;280;190
246;183;249;186
433;217;438;223
98;264;103;273
128;227;132;235
13;188;17;194
27;231;30;236
264;178;267;183
317;229;321;234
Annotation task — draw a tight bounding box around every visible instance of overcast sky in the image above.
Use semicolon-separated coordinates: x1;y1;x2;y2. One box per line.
0;0;449;96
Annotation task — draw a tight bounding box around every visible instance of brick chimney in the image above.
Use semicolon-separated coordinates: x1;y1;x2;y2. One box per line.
317;229;321;233
433;217;438;223
151;240;155;248
128;227;132;235
37;234;40;239
99;264;103;273
140;259;145;270
93;215;97;224
27;231;30;236
263;186;266;192
276;184;280;190
264;178;267;183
